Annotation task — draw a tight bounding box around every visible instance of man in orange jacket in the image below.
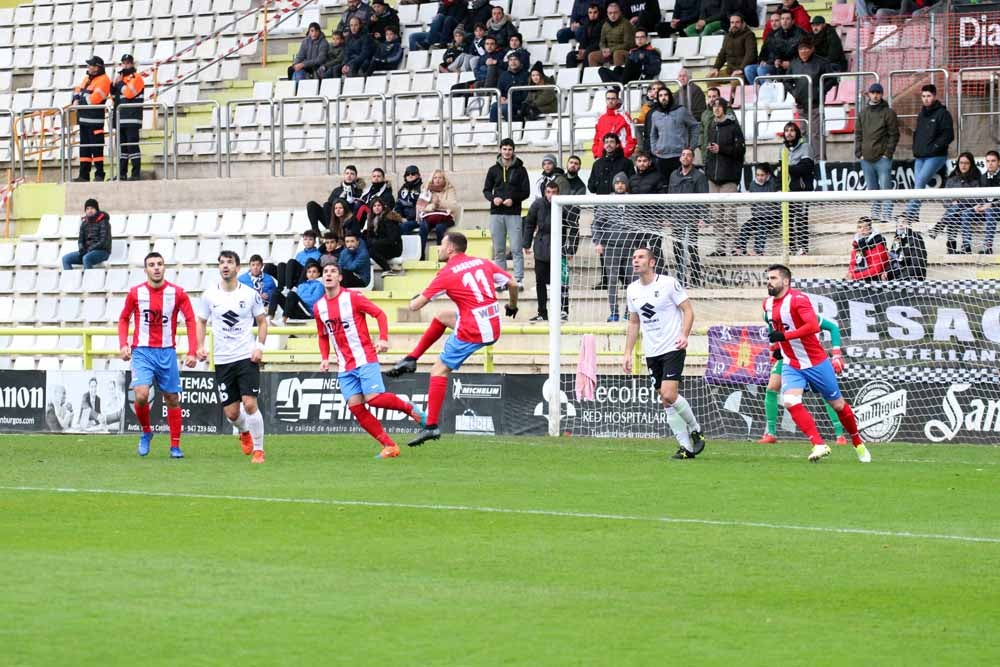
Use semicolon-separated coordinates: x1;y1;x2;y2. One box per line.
73;56;112;182
112;54;145;181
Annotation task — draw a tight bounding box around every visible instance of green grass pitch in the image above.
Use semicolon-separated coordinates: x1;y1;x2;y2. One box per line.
2;434;999;665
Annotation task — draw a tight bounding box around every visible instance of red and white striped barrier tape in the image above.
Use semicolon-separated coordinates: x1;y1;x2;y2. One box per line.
0;178;26;207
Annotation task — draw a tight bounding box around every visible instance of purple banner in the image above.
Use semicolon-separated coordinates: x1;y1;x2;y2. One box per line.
705;325;772;385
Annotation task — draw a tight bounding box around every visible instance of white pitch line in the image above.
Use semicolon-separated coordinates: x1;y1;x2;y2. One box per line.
3;485;999;545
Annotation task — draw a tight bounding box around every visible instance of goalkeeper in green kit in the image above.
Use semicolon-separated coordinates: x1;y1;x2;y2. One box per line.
759;313;848;445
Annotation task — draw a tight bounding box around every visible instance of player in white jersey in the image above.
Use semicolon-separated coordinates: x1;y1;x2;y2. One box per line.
622;247;706;459
195;250;269;463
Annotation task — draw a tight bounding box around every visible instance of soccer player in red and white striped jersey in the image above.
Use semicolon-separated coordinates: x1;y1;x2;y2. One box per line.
118;252;198;458
314;262;427;459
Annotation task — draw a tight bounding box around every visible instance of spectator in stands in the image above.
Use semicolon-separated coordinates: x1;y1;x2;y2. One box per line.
752;9;806;80
887;215;928;280
668;147;708;286
361;168;395;209
704;98;745;256
594;173;639;321
906;84;955;219
563;155;586;305
484;140;530;288
331;199;363;239
629;151;664;194
73;56;111;183
464;0;493;34
558;0;605;43
649;87;700;182
930;152;980;254
273;229;323;292
290;23;330;81
598;28;661;85
856;0;940;18
441;27;471;72
810;16;846;72
417;169;461;252
369;0;400;41
589;133;636;194
779;0;811;32
396;165;424;248
625;0;661;33
593;88;637;159
566;5;605;67
338;232;372;288
637;80;665;153
708;13;758;86
307;165;362;233
762;9;780;40
589;3;635;67
658;0;701;37
535;154;570;197
699;87;734;159
737;163;779;255
240;255;278;311
342;17;375;77
489;54;529;121
320;231;344;264
338;0;374;34
409;0;463;51
503;33;531;72
371;26;404;71
448;23;487;72
855;82;899;222
471;36;502;89
111;54;145;181
687;0;749;36
522;63;558;120
363;197;404;273
847;217;889;282
781;121;815;255
318;32;345;79
785;36;835;148
523;181;562;322
974;150;1000;254
277;261;325;323
62;198;111;270
487;5;518;49
676;69;707;122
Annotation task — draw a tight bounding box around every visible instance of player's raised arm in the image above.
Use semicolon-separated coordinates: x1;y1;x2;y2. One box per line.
178;291;198;368
117;289;136;360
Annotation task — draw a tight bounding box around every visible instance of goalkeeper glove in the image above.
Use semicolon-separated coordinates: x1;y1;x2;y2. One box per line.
830;348;845;375
768;329;786;343
770;343;782;362
505;305;518;318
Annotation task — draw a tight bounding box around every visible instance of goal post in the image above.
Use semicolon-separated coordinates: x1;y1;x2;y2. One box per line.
548;186;1000;442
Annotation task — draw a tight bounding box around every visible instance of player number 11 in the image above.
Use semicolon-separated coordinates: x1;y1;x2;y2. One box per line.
461;269;494;303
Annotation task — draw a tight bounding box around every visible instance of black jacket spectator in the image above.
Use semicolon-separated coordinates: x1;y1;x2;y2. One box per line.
888;226;928;281
522;196;553;259
291;26;331;77
343;27;376;75
785;52;835;111
628;162;664;194
371;34;403;70
463;0;492;32
338;0;374;33
369;2;400;40
588;145;636;194
761;25;806;68
671;0;701;25
624;0;660;32
812;20;846;71
704;117;745;185
78;210;112;254
395;169;422;222
361;181;395;209
363;201;404;270
483;154;530;215
912;100;955;158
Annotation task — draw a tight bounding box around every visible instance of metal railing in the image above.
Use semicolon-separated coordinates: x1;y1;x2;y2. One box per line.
446;87;501;171
752;75;812;163
277;95;331;176
62;103;113;180
225;99;276;177
687;76;745;130
505;84;563;165
819;71;879;160
956;66;1000;154
0;109;15;177
114;101;169;180
170;100;222;179
333;93;387;173
15;107;64;181
392;91;444;173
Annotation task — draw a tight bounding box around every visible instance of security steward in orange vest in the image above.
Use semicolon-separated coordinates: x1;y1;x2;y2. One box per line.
112;54;145;181
73;55;112;182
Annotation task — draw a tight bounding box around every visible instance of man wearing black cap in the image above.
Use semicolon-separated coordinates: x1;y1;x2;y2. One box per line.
111;54;145;181
62;199;112;270
73;56;112;182
809;16;846;72
855;82;899;222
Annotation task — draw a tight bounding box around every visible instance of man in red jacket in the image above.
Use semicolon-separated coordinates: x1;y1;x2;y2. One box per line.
847;217;889;281
592;88;637;159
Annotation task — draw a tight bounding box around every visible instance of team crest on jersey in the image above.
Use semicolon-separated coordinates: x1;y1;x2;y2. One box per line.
239;301;246;309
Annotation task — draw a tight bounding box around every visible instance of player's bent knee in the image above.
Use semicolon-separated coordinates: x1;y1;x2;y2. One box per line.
783;393;803;408
162;393;180;408
829;398;846;411
242;397;258;414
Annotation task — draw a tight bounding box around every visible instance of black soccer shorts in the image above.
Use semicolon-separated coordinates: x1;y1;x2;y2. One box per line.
214;358;261;407
646;349;687;388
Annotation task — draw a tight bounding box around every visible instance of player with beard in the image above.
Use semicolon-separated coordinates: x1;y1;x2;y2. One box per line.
763;264;871;462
